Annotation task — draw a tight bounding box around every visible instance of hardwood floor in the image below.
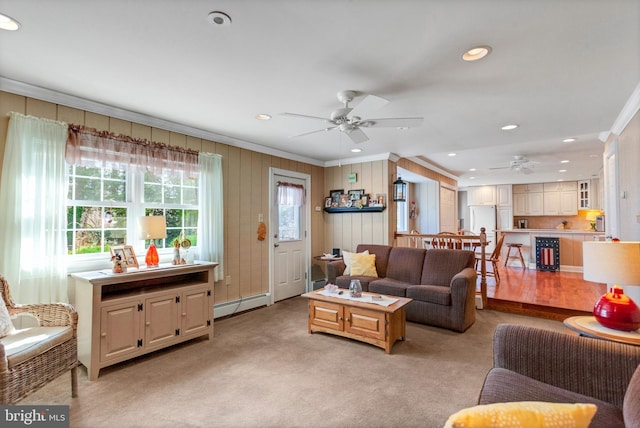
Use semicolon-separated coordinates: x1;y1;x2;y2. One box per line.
480;263;606;321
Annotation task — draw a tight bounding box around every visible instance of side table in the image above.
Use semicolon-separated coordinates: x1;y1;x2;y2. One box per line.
563;316;640;346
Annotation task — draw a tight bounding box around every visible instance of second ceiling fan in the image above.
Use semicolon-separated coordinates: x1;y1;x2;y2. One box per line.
281;90;424;144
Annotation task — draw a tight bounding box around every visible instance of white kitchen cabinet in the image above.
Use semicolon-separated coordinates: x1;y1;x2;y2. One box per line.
497;206;513;230
467;185;496;206
513;190;543;215
496;185;512;207
543;182;578;215
578;179;600;210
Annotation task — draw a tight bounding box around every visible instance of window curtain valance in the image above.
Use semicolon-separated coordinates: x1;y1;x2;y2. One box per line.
277;181;305;206
66;125;199;177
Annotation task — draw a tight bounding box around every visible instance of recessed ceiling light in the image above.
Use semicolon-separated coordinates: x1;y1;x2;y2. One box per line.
255;114;271;120
462;45;492;61
448;153;456;157
469;176;476;180
563;137;577;143
0;13;20;31
560;160;570;164
208;11;232;26
397;127;408;131
559;169;567;173
469;168;477;172
351;148;362;153
501;124;519;131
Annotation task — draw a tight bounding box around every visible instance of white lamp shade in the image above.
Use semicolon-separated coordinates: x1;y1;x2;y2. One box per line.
583;241;640;285
138;215;167;240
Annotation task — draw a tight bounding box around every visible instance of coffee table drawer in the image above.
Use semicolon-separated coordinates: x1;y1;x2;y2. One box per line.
309;300;344;331
346;307;385;341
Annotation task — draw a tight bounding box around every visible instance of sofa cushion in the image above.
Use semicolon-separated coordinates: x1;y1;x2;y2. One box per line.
0;297;15;338
623;365;640;427
342;250;369;275
368;278;410;297
385;247;426;284
479;368;624;428
356;244;392;278
349;253;378;277
1;326;73;367
421;249;475;286
406;285;451;306
445;401;597;428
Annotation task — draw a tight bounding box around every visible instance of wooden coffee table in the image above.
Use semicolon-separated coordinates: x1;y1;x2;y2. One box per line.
301;288;412;354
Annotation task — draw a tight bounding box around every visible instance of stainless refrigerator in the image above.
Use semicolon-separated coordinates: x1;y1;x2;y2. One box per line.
469;205;496;251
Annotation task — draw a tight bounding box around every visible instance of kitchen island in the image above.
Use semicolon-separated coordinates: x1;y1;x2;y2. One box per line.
498;229;605;271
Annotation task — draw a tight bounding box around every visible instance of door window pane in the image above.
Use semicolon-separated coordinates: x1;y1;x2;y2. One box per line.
279;204;300;241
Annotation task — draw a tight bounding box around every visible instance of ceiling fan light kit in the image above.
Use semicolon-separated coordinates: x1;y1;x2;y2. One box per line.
282;90;424;145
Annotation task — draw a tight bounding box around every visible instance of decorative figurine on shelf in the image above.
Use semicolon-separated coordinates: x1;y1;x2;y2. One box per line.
172;240;182;265
172;231;192;265
111;253;127;274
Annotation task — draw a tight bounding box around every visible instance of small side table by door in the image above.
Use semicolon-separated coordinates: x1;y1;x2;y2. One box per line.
563;316;640;346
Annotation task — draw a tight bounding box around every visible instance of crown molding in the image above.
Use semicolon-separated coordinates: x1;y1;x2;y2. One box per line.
601;81;640;142
323;152;397;167
0;77;325;167
405;156;459;181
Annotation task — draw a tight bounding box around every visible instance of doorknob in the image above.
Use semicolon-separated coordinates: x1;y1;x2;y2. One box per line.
274;243;279;248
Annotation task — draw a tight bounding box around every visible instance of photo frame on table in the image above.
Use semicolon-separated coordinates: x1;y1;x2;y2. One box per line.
339;194;350;207
330;189;344;204
324;197;332;208
110;245;139;268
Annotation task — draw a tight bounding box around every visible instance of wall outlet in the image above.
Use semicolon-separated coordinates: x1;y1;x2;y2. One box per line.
315;206;321;212
225;275;231;285
258;213;263;222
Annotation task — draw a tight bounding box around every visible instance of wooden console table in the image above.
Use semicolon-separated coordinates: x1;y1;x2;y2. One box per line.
302;289;411;354
71;262;217;380
564;316;640;346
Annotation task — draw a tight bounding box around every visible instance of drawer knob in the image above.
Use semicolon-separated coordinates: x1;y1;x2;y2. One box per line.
146;321;151;326
101;332;107;337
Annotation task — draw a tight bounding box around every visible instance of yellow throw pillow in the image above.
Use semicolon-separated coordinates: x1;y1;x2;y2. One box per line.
349;253;378;277
342;250;369;275
444;402;597;428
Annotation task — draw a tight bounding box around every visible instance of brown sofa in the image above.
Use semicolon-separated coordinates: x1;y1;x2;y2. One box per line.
327;244;477;332
478;324;640;427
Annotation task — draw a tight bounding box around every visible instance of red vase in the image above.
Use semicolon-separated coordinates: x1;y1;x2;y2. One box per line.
593;286;640;331
145;242;160;267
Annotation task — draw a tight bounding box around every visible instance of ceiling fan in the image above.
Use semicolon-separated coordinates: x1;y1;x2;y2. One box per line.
489;155;539;174
281;90;424;144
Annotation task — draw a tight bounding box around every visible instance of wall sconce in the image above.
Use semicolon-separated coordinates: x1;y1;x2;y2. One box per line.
393;177;407;202
583;241;640;331
138;215;167;267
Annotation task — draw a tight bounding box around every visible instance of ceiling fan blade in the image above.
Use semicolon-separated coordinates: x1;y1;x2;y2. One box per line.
344;127;369;144
489;166;510;170
359;117;424;128
281;112;331;122
349;94;389;118
290;126;337;138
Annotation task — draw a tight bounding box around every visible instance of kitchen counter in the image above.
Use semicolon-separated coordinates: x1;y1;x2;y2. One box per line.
497;229;606;271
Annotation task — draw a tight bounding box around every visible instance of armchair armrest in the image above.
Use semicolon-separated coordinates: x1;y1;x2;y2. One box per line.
9;303;78;334
326;260;346;284
492;324;640;407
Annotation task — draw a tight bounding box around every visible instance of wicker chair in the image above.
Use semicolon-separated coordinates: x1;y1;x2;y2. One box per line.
0;275;78;404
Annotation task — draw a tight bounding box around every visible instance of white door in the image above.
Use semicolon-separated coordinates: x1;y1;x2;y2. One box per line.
272;172;308;302
439;185;456;232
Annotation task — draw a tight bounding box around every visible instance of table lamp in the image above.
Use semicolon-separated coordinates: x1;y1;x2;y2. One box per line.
583;241;640;331
585;211;598;231
138;215;166;267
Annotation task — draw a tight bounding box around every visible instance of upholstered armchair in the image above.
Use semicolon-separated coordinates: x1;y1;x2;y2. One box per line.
0;275;78;404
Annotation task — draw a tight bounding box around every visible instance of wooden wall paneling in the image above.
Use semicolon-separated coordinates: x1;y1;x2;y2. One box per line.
250;151;263;296
131;123;152;140
311;165;325;260
226;146;241;301
151;128;170;145
25;98;56;120
109;118;132;136
169;132;187;148
214;142;229;301
238;149;253;298
262;155;273;293
85;112;109;131
0;93;26;183
57;105;85;125
186;135;202;152
201;138;216;153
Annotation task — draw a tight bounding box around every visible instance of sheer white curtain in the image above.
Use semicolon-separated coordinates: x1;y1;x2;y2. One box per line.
197;152;224;281
0;112;69;303
277;182;305;206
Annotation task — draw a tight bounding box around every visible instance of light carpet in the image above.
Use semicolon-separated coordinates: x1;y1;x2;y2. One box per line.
20;296;567;428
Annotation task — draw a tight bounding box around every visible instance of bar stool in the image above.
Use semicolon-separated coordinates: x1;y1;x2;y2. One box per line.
504;243;527;269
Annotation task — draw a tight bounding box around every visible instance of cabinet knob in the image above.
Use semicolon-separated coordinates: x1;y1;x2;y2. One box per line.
182;312;187;317
101;332;107;337
146;321;151;326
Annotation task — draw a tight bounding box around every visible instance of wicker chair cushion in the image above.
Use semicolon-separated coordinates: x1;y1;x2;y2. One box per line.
2;326;73;367
0;298;14;338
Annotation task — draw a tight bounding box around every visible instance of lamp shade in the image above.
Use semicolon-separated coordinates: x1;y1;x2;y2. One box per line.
583;242;640;285
138;215;167;240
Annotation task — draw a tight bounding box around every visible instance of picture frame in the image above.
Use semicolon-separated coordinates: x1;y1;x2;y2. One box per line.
110;245;139;268
375;193;387;207
348;189;365;201
361;194;369;206
329;189;344;204
339;194;350;207
324;197;332;208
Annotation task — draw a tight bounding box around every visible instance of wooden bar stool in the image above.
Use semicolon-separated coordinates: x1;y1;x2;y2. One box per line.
504;243;527;269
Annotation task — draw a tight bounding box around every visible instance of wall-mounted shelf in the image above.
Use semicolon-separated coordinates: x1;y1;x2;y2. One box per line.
324;206;386;214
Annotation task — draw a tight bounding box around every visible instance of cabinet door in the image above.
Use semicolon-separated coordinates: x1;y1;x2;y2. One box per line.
145;294;179;350
181;285;212;338
559;191;578;215
100;300;142;362
528;192;544;215
345;306;385;341
543;191;560;215
513;193;527;216
497;207;513;230
309;300;343;331
496;185;512;206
